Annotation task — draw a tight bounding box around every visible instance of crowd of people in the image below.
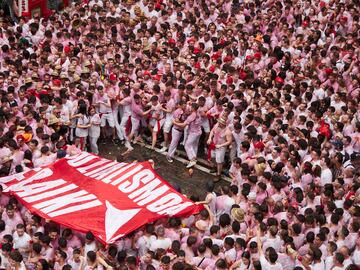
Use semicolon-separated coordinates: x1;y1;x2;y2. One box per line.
0;0;360;269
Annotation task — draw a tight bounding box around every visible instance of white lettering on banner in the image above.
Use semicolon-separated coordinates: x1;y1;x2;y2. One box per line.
33;190;101;216
111;165;143;186
147;193;183;212
48;199;102;217
129;179;169;205
105;201;141;242
93;163;129;182
15;179;67;197
84;161;118;177
67;154;97;167
55;155;195;217
118;169;154;193
158;202;193;215
23;184;78;203
0;167;42;185
77;159;111;174
66;152;91;160
99;163;135;184
5;168;53;193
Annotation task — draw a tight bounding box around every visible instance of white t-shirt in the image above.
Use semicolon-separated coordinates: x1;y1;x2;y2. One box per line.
13;232;31;250
76;115;90;137
84;242;97;255
149;237;172;252
224;248;237;263
320;168;332;186
352;248;360;265
136;235;157;257
311;260;325;270
259;254;283;270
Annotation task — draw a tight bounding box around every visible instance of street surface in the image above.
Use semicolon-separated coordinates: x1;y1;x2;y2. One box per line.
99;143;228;200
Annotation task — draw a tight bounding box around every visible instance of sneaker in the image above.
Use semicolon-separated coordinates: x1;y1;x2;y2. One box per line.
186;160;197;168
158;146;168;153
166;156;173;163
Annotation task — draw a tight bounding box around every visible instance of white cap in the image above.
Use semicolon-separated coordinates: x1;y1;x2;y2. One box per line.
248;192;256;200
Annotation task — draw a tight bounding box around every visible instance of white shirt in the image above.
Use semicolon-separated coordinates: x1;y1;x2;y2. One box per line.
224;248;237;263
84;242;97;255
259;254;283;270
320;168;332;186
149;237;171;252
352;248;360;265
311;260;325;270
13;231;31;250
136;235;157;257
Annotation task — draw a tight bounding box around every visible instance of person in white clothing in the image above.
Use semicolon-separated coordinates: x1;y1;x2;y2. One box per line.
75;103;90;151
8;250;27;270
257;228;283;270
136;224;156;257
149;226;171;252
88;106;101;155
13;224;31;258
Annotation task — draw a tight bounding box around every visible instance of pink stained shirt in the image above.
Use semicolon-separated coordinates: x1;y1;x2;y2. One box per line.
1;212;23;233
173;108;185;122
165;98;176;116
131;102;144;120
185;112;202;135
67;235;82;249
164;228;181;242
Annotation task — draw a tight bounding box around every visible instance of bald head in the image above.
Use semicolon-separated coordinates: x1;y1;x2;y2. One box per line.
133;83;140;90
339;246;349;257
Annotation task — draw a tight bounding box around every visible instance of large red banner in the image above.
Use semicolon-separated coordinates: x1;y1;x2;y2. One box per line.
0;153;202;244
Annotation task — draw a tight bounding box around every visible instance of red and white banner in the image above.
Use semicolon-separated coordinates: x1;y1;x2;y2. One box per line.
0;153;202;244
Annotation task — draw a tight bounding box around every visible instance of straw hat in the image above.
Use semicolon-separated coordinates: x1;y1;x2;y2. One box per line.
47;114;59;125
231;208;245;223
217;117;227;126
81;67;90;74
1;156;13;165
73;74;81;82
25;77;32;83
68;65;76;72
195;219;208;231
84;60;91;67
72;19;81;29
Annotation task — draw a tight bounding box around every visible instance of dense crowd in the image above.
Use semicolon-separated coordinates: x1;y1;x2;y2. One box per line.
0;0;360;269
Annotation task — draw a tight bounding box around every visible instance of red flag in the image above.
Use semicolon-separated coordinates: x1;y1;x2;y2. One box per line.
0;153;202;244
